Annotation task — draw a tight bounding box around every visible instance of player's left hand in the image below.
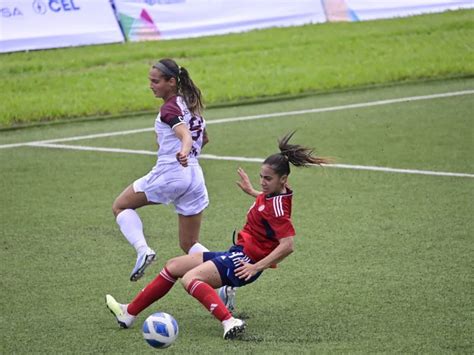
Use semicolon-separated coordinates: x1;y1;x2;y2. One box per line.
176;152;188;167
235;260;259;281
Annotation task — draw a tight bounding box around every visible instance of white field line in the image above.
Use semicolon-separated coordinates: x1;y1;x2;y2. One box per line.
31;142;157;156
1;89;473;149
0;127;153;149
31;143;474;178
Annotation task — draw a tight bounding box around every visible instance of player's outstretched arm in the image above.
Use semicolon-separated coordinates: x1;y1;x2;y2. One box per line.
236;167;260;197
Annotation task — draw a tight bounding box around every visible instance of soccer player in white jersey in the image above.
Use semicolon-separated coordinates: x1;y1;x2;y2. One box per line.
112;58;210;282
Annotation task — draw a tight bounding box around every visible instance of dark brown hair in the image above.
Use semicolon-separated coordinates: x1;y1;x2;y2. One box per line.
263;131;331;176
153;58;204;115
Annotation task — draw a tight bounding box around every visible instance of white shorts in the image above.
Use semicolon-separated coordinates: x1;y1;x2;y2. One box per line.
133;162;209;216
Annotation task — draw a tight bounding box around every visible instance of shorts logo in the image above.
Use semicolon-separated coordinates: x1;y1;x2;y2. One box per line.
229;252;251;267
258;205;265;212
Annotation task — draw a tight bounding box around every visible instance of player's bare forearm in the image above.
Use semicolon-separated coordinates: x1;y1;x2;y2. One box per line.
174;124;193;166
235;237;294;280
181;135;193;156
236;167;261;197
253;237;294;271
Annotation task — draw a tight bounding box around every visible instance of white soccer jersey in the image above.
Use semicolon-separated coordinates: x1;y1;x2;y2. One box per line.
154;95;205;164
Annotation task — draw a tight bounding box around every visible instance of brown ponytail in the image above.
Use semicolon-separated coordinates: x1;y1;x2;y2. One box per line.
177;66;204;115
263;131;331;176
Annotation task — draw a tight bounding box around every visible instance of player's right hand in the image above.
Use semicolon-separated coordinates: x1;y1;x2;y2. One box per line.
176;152;188;167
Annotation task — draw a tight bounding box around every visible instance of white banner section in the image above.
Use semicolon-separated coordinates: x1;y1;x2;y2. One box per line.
112;0;326;41
322;0;474;22
0;0;124;53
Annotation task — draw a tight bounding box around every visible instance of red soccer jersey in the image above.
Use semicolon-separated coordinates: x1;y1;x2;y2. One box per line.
236;188;295;263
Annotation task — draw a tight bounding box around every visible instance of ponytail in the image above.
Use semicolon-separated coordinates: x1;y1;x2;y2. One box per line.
152;58;204;115
263;131;331;176
177;66;204;115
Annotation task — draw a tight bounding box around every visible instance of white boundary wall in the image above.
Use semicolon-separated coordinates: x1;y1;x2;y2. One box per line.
0;0;124;53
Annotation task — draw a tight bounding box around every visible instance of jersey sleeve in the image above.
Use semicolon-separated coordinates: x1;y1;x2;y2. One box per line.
268;196;295;239
160;99;185;129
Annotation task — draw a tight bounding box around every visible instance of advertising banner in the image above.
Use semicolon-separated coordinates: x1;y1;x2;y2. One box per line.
112;0;326;41
1;0;472;52
0;0;124;53
321;0;474;22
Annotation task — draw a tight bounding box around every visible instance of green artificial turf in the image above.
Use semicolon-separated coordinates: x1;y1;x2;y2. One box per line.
1;79;472;353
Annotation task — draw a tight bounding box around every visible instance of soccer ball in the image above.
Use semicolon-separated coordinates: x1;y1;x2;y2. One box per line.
142;312;179;349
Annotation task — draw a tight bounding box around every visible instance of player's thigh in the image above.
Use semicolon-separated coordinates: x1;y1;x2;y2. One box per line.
113;185;153;213
181;261;222;289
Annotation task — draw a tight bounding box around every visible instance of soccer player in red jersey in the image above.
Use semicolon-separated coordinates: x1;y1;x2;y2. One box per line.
106;132;330;339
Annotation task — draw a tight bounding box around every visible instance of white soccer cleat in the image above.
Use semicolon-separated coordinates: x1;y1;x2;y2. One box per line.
130;247;156;282
105;294;136;329
218;286;236;312
222;317;246;340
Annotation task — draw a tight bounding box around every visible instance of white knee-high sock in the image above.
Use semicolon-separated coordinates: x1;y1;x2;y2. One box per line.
188;242;209;255
116;209;148;254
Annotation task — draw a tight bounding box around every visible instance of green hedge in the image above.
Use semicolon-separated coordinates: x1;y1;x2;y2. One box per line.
1;9;473;127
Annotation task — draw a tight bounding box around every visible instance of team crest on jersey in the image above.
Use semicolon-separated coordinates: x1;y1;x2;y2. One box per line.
258;205;265;212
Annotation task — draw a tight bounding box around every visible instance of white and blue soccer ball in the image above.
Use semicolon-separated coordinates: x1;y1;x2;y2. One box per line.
142;312;179;349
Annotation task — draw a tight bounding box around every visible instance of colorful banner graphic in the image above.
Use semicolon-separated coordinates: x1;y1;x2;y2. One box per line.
112;0;326;41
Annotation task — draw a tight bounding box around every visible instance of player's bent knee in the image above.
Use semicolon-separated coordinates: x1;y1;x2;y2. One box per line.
166;253;202;280
112;199;124;217
164;257;182;276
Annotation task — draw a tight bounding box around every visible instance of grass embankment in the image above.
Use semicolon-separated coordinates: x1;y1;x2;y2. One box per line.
0;9;473;127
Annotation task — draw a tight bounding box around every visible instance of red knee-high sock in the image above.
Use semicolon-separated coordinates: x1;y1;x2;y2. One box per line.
127;267;176;316
186;280;232;322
